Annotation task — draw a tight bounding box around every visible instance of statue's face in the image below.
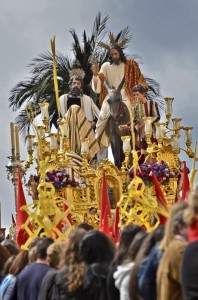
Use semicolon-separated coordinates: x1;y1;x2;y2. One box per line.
110;49;121;65
132;91;145;103
70;79;82;96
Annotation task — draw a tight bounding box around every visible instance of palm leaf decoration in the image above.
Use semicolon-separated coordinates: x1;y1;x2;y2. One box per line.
8;13;109;137
8;11;164;139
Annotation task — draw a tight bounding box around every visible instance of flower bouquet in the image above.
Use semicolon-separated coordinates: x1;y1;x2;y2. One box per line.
45;169;79;189
129;160;176;186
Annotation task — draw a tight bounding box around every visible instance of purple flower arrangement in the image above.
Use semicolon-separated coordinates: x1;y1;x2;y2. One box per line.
129;160;176;186
45;169;79;189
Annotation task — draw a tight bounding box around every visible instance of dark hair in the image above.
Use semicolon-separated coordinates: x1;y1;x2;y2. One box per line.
76;222;94;231
3;255;16;276
9;250;29;276
109;44;127;64
132;84;147;94
111;225;143;266
80;231;115;265
129;226;165;300
127;231;148;262
36;237;54;260
0;244;10;272
1;239;19;256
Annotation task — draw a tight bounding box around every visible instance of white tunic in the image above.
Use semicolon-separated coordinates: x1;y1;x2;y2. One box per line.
92;62;131;148
59;94;100;121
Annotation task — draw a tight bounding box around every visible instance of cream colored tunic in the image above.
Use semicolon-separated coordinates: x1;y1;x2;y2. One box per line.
59;94;100;121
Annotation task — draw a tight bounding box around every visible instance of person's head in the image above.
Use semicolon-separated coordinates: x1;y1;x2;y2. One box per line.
36;237;54;261
28;237;42;263
46;242;67;269
64;228;87;293
173;210;188;240
160;201;188;251
0;245;11;273
109;44;127;65
132;85;147;103
126;231;148;263
79;230;115;265
76;222;94;231
183;186;198;226
112;225;143;266
1;239;19;256
69;76;83;97
65;228;87;265
9;250;29;276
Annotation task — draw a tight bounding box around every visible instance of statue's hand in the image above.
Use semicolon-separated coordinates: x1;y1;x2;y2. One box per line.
91;63;99;76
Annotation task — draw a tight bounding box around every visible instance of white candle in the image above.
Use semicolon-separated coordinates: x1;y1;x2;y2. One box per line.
164;97;174;115
81;138;89;153
121;136;131;151
185;127;193;144
144;117;153;134
10;122;15;153
15;125;20;156
39;102;49;119
26;135;35;151
59;120;69;138
171;135;180;151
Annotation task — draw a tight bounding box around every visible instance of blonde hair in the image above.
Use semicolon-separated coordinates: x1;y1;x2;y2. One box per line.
46;242;66;269
159;201;188;251
183;186;198;225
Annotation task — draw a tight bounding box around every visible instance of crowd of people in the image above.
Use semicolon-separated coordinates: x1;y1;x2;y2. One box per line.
1;31;195;300
0;187;198;300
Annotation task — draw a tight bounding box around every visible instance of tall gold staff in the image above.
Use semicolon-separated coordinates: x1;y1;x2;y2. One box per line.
51;36;60;119
189;140;198;191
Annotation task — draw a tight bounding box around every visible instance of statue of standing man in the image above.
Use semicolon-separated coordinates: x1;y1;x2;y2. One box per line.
91;41;148;158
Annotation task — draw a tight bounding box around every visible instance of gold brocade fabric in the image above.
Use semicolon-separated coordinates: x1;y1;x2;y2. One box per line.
65;105;100;159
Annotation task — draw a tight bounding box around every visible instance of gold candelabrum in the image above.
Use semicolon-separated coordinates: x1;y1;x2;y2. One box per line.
6;123;24;215
121;135;131;170
143;97;197;168
22;102;95;179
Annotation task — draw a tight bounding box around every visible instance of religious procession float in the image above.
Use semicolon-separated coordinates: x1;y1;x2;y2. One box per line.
6;14;197;249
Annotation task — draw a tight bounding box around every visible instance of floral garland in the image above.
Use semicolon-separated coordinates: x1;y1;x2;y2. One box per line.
45;169;79;189
129;160;177;186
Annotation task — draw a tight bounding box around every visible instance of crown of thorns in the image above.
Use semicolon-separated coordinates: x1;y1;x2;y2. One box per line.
98;31;130;51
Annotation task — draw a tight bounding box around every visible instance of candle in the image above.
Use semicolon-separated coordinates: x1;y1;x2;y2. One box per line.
185;127;193;144
26;135;35;151
171;135;180;151
81;138;89;153
164;97;174;115
172;118;182;130
121;136;131;152
39;102;49;119
155;123;162;139
144;117;153;134
59;120;69;138
15;125;20;156
10;122;15;152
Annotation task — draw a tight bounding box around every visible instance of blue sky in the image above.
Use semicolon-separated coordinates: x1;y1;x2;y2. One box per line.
0;0;198;229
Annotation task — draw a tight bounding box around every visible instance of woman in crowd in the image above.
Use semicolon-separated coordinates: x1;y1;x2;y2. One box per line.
130;202;187;300
129;225;164;300
181;186;198;300
0;250;29;300
38;228;87;300
106;225;143;300
114;231;148;300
